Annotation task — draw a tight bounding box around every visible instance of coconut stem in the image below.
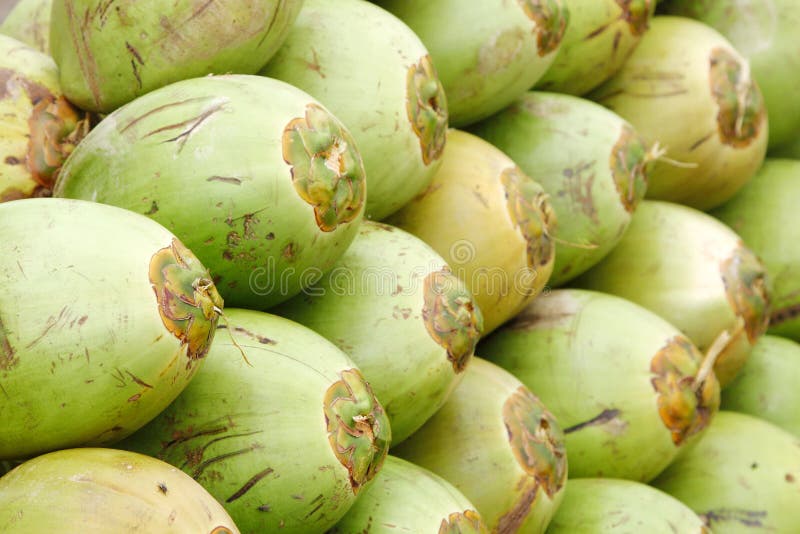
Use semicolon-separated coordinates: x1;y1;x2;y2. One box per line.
693;323;739;391
649;141;699;169
213;306;253;367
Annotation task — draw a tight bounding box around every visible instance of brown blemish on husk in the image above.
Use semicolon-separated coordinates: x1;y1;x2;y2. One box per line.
609;124;650;212
720;246;770;343
0;315;18;372
405;55;447;165
563;408;623;434
439;510;488;534
516;0;568;56
709;47;766;147
422;268;483;373
500;166;556;269
650;336;720;445
149;238;224;367
282;103;366;232
495;478;540;534
770;303;800;327
616;0;652;36
210;527;235;534
323;368;390;493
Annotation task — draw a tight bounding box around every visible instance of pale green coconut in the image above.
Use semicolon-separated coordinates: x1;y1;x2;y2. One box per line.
393;357;567;533
589;16;768;210
575;200;771;387
260;0;448;220
664;0;800;152
547;478;708;533
121;309;390;533
479;289;720;482
378;0;569;127
471;91;653;286
711;159;800;341
49;0;305;113
330;456;488;534
274;221;483;445
388;129;556;335
653;411;800;533
0;33;88;201
55;74;365;310
0;0;52;53
0;448;239;533
535;0;656;95
0;198;223;460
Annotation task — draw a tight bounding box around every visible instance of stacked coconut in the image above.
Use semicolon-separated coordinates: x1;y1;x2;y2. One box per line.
0;0;799;533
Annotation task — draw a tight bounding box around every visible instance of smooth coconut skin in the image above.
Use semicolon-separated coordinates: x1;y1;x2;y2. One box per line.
652;411;800;534
55;74;365;310
0;0;52;53
378;0;568;127
330;456;488;534
49;0;304;113
722;335;800;437
664;0;800;152
479;289;721;482
547;478;708;533
274;221;483;445
392;357;567;534
711;159;800;341
575;201;771;387
121;309;390;533
0;34;88;201
0;448;240;533
0;198;223;460
535;0;656;95
388;129;556;335
472;91;652;286
589;16;768;211
261;0;448;221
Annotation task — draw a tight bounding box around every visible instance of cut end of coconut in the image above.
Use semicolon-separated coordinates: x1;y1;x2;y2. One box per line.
517;0;568;57
721;245;771;343
616;0;653;36
406;55;448;166
439;510;488;534
709;47;766;148
609;124;651;213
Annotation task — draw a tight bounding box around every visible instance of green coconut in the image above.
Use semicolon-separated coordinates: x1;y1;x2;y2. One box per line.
663;0;800;152
55;74;365;310
652;411;800;533
0;198;223;460
711;159;800;341
479;289;720;482
387;129;556;335
330;456;488;534
377;0;568;127
0;448;239;532
547;478;708;533
535;0;656;95
589;16;768;210
471;91;653;286
575;200;771;387
121;308;390;533
260;0;448;221
49;0;304;113
0;33;89;201
0;0;52;53
274;221;483;444
392;357;567;533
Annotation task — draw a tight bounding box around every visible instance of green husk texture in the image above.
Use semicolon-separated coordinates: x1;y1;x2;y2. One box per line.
120;308;390;534
55;74;365;310
0;0;52;53
652;411;800;533
49;0;305;113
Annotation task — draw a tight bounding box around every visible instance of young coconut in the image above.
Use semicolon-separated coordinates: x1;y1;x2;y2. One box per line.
387;129;556;335
392;357;567;533
120;309;390;533
652;412;800;533
535;0;656;95
0;448;239;533
471;91;654;286
0;34;88;202
589;16;768;210
49;0;305;113
711;159;800;341
55;75;365;310
664;0;800;152
377;0;569;127
479;289;721;482
0;0;52;53
260;0;448;221
547;479;709;533
274;221;483;445
0;198;223;460
330;456;488;534
574;200;771;387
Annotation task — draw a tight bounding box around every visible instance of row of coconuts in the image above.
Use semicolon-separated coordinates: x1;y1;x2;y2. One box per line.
1;0;799;532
